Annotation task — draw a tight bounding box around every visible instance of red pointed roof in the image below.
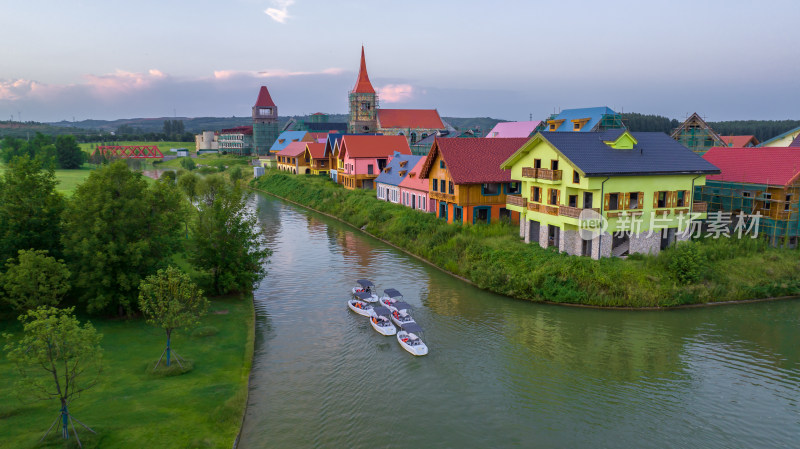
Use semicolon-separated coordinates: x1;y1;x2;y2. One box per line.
339;135;410;159
352;46;375;94
378;109;444;129
305;143;326;160
720;135;759;147
254;86;276;108
420;138;529;184
703;147;800;187
276;141;307;158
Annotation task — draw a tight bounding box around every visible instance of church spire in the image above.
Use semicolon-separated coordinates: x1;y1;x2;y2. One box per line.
352;46;376;94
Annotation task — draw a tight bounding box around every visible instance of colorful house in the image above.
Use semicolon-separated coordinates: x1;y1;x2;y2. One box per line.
720;135;760;147
275;142;309;174
486;121;542;138
338;135;411;190
500;130;719;258
270;131;310;153
419;138;527;225
399;157;433;213
542;107;626;133
759;125;800;147
303;142;329;175
698;147;800;247
670;112;725;154
410;129;481;155
376;152;423;205
324;134;346;183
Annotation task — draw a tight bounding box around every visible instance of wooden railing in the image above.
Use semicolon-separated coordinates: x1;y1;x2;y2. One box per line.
559;205;599;219
691;202;707;213
506;195;527;208
527;202;540;212
542;205;560;216
430;191;456;202
520;167;562;182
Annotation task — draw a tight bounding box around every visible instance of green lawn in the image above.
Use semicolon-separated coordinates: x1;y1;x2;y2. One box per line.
79;141;196;156
0;294;254;448
155;153;252;170
0;163;94;196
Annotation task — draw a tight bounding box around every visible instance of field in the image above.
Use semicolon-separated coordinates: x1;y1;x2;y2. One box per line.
0;162;94;196
79;141;196;156
0;294;254;448
154;153;252;170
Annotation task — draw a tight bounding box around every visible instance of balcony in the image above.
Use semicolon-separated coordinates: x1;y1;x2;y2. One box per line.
691;202;708;213
559;205;599;219
430;191;455;202
506;195;527;208
520;167;562;183
542;205;559;216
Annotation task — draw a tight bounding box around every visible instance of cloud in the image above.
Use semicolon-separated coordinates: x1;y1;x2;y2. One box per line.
264;0;294;24
213;67;344;79
82;69;167;97
377;84;415;103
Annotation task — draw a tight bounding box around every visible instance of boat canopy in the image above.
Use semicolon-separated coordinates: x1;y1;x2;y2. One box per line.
400;322;423;334
383;288;402;298
372;306;392;317
356;279;374;287
354;291;373;300
392;301;413;310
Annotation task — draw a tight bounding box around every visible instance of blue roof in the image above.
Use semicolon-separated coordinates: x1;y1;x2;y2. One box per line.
539;130;720;177
375;152;423;186
759;125;800;147
269;131;307;152
546;107;623;133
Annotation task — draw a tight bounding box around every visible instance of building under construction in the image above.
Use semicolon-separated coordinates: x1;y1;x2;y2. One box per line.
671;113;725;155
697;146;800;247
540;106;626;133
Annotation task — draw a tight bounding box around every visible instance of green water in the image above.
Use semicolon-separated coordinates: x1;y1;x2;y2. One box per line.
239;194;800;449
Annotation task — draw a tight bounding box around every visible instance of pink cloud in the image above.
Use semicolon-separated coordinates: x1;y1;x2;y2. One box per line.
82;69;167;96
378;84;415;103
213;67;344;80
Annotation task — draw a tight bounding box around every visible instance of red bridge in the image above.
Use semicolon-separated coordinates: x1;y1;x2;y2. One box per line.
92;145;164;159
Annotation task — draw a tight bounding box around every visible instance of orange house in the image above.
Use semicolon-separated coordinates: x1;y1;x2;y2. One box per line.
419;138;527;225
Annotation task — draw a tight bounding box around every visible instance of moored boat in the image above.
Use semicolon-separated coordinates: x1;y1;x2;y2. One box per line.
347;296;375;317
352;279;379;302
390;308;415;328
368;306;397;336
396;322;428;356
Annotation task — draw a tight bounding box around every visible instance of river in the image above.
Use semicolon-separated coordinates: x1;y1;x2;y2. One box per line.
238;193;800;449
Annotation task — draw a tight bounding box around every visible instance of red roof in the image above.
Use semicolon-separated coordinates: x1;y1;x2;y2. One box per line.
378;109;444;130
421;138;529;184
702;147;800;187
276;141;307;158
339;135;411;159
352;46;375;94
720;135;759;147
220;125;253;135
398;156;429;192
305;143;326;159
254;86;276;108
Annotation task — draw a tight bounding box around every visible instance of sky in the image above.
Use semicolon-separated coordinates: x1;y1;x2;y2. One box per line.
1;0;798;123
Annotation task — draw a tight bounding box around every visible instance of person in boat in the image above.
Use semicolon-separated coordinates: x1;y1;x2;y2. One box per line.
393;310;400;319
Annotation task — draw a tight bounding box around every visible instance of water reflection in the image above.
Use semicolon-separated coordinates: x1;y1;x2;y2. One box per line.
240;194;800;449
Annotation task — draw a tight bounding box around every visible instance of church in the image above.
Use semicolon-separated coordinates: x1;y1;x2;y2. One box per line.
348;47;446;146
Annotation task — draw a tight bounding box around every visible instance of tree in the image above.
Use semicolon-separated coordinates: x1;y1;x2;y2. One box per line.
177;171;199;202
159;170;177;184
229;166;243;184
1;250;70;311
189;180;270;295
4;307;103;444
0;155;65;263
54;135;85;169
62;161;185;314
138;266;209;368
179;156;196;171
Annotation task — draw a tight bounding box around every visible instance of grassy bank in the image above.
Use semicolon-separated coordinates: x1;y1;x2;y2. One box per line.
79;141;196;155
155;153;252;171
0;294;254;448
253;170;800;308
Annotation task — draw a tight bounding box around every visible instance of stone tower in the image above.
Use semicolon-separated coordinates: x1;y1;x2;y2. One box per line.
348;46;379;134
252;85;279;155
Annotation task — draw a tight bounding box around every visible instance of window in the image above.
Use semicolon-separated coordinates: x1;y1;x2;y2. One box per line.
551;160;559;170
439;202;448;220
583;192;593;209
499;208;512;222
743;191;753;198
474;207;490;224
629;192;639;209
609;193;619;210
454;206;463;223
506;182;521;195
549;123;556;131
573;171;580;184
432;179;438;191
568;195;577;208
548;189;559;206
367;164;374;175
785;195;792;211
449;181;454;194
440;160;446;169
657;191;667;208
574;122;581;130
676;191;685;207
440;180;446;193
764;193;772;210
534;159;542;169
482;183;500;196
360;102;371;111
532;187;541;203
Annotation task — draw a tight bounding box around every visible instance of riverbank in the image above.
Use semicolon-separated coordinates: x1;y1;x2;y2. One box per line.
252;171;800;308
0;294;254;448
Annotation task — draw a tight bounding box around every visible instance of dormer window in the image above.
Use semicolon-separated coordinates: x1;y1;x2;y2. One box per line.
572;118;591;131
399;170;407;176
400;160;408;167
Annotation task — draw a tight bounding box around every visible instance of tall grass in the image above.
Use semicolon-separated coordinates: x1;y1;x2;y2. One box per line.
254;171;800;308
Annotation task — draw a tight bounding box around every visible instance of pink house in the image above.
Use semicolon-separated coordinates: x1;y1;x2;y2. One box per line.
398;157;432;212
485;120;542;138
338;135;411;190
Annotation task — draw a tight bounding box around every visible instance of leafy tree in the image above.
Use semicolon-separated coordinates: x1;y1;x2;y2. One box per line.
159;170;177;184
229;166;243;184
0;136;29;163
0;155;65;263
189;180;270;295
54;135;85;169
62;161;185;314
3;307;103;443
138;266;209;368
1;250;70;311
179;156;196;171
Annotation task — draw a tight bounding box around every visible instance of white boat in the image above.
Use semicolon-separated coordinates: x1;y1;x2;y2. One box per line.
397;323;428;356
368;306;397;336
347;298;374;317
352;279;379;303
390;308;415;328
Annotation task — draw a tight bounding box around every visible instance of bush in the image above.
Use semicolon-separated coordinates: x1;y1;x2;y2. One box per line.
666;243;707;284
180;157;196;171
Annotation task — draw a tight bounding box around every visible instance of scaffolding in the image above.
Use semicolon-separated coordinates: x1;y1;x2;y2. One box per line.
671;113;725;154
348;91;379;133
596;113;626;131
